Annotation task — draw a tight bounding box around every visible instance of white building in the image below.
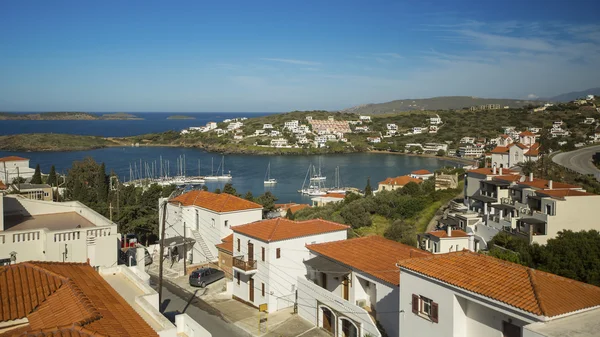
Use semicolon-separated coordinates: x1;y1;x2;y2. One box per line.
0;156;36;183
359;115;371;122
231;218;349;312
417;227;473;254
299;236;431;337
354;126;369;133
263;123;273;129
460;137;475;144
270;130;281;137
270;138;289;147
254;129;266;136
233;134;244;140
583;117;595;125
297;136;309;145
367;137;381;143
160;190;263;264
422;143;448;153
227;122;244;131
284;120;299;129
587;94;595;100
387;123;398;130
1;261;211;337
458;145;484;158
410;169;434;180
398;251;600;337
0;195;119;268
206;121;217;130
412;127;423;134
429;125;438;133
430;115;442;125
491;131;539;168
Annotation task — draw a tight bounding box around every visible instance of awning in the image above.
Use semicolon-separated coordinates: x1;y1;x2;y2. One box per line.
484;180;511;187
491;204;515;211
470;194;497;203
163;236;196;247
304;256;350;276
519;217;546;225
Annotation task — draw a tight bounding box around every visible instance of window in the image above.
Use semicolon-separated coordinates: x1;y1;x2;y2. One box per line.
211;218;215;228
236;272;240;285
261;247;265;261
262;283;265;297
195;210;199;231
237;239;240;252
276;248;281;259
224;220;229;227
412;294;438;323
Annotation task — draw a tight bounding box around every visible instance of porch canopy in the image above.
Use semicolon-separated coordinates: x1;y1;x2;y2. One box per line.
163;236;196;248
519;217;546;225
304;255;350;276
470;194;496;203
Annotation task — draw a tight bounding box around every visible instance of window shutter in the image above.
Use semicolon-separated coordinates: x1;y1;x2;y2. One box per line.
411;294;419;314
431;302;439;323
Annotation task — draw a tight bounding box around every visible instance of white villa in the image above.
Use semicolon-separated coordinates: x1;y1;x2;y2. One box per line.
398;251;600;337
0;156;36;183
412;127;423;134
430;115;442;125
263;123;274;129
284;120;299;129
231;218;349;312
359;115;371;122
367;137;381;143
270;138;289;147
299;236;431;337
160;190;263;265
417;227;473;254
0;194;119;268
410;169;434;180
491;131;540;168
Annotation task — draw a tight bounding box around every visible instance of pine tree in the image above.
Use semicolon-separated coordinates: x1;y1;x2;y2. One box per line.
244;191;254;201
201;185;208;191
364;177;372;196
47;165;57;186
96;163;108;203
223;183;238;196
214;188;221;194
30;164;42;184
285;208;294;220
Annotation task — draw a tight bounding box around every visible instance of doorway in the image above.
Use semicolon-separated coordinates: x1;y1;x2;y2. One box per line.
248;242;254;262
321;306;334;334
341;318;358;337
342;276;349;301
321;272;327;289
249;277;255;302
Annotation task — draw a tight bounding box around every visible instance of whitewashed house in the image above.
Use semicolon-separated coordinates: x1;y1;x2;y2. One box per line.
398;251;600;337
254;129;266;136
429;125;438;133
270;130;281;137
460;137;475;144
284;120;299;129
299;236;431;337
491;131;539;168
412;127;423;134
263;123;274;129
367;137;381;143
387;123;398;131
354;126;369;133
430;115;442;125
0;156;36;183
206;121;217;130
231;218;349;312
270;138;289;147
159;190;262;264
0;194;119;268
227;122;244;131
417;227;473;254
359;115;371;122
410;169;434;180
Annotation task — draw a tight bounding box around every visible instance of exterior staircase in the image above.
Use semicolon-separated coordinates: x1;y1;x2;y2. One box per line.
190;229;216;263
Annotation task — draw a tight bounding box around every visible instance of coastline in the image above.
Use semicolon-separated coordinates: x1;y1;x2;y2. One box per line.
368;150;476;165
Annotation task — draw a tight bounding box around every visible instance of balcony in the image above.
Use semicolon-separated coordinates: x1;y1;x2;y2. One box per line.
233;256;257;274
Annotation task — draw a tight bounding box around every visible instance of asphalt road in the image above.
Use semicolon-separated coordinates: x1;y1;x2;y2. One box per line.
149;275;251;337
552;145;600;180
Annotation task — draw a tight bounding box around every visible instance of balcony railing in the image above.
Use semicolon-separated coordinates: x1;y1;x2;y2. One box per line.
233;256;257;271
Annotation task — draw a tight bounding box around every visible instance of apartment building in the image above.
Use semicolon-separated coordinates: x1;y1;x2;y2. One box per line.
0;195;119;268
299;236;431;337
160;190;262;265
0;156;36;183
284;120;299;129
230;218;349;312
8;183;53;201
458;145;484;158
417;227;473;254
377;175;423;192
430;115;442;125
463;167;518;214
398;251;600;337
491;131;540;168
0;261;210;337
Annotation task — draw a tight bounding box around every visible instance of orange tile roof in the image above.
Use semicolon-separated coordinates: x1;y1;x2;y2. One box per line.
411;169;432;175
379;175;423;186
398;251;600;317
323;193;345;199
0;156;28;162
513;142;529;149
276;203;311;214
520;131;536;137
537;189;596;198
525;148;540;156
427;229;469;238
519;178;580;190
500;134;511;139
233;218;349;242
216;234;234;253
0;180;6;190
170;190;262;212
467;168;516;176
0;262;158;337
491;146;509;153
307;236;431;285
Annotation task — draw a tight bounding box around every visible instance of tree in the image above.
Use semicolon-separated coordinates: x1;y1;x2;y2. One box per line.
201;185;208;191
30;164;42;184
285;208;294;220
223;183;238;196
340;203;372;228
244;191;254;201
47;165;57;186
96;162;108;203
436;149;446;157
364;177;373;196
12;177;25;184
214;188;221;194
256;191;278;217
384;220;417;246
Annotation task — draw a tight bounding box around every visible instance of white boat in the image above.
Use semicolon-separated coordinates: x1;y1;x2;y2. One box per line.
204;157;219;180
215;156;232;180
264;162;277;185
310;159;326;181
187;160;205;184
328;166;347;194
300;164;326;195
307;189;327;196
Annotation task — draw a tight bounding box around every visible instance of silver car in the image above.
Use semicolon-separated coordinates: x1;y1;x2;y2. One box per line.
189;267;225;288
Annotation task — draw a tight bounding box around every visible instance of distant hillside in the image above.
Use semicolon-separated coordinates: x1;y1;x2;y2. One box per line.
0;112;143;120
340;96;538;115
547;88;600;102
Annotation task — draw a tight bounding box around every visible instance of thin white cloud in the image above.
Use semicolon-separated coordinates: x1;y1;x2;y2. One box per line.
527;94;539;99
260;58;321;66
374;53;403;59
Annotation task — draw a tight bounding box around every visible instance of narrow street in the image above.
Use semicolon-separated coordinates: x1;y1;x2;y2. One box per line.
149;275;251;337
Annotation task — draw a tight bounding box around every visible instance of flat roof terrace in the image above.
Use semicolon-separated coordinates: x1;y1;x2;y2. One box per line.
3;212;97;231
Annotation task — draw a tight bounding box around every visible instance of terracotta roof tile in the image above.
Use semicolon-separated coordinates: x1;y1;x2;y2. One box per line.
525;148;540;156
514;142;529;149
537;189;596;198
307;236;431;285
322;193;345;199
411;169;432;175
170;190;262;213
491;146;510;153
500;134;511;139
216;234;234;253
520;131;536;137
519;178;580;190
494;175;522;182
233;218;349;242
275;203;311;214
398;251;600;317
0;262;158;337
467;168;516;176
0;156;28;162
427;229;469;238
378;175;423;186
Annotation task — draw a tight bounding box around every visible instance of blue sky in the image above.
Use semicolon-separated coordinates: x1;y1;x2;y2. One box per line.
1;0;599;112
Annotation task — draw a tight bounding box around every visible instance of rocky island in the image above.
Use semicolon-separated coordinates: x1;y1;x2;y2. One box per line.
0;112;144;120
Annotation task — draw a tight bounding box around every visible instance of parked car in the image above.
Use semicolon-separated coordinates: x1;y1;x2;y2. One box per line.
189;267;225;288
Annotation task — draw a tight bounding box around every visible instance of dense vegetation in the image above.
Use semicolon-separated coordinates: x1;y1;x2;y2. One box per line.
488;230;600;286
0;134;118;151
294;169;464;245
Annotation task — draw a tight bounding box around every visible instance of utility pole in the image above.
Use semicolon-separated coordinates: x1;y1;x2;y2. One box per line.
109;202;113;221
183;219;187;276
158;200;168;304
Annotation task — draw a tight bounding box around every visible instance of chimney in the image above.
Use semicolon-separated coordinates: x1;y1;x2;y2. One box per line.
529;172;534;182
499;167;503;175
493;166;497;175
447;226;452;237
548;180;553;189
467;233;475;252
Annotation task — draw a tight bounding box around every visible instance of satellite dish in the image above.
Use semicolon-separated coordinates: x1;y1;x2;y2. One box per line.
519;176;526;182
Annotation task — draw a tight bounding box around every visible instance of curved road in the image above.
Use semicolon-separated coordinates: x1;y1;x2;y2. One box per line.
552;145;600;180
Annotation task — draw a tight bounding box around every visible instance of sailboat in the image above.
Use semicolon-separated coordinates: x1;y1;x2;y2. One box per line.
216;155;232;180
310;158;326;182
264;162;277;185
187;159;205;184
328;166;347;194
299;164;326;195
204;157;219;181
